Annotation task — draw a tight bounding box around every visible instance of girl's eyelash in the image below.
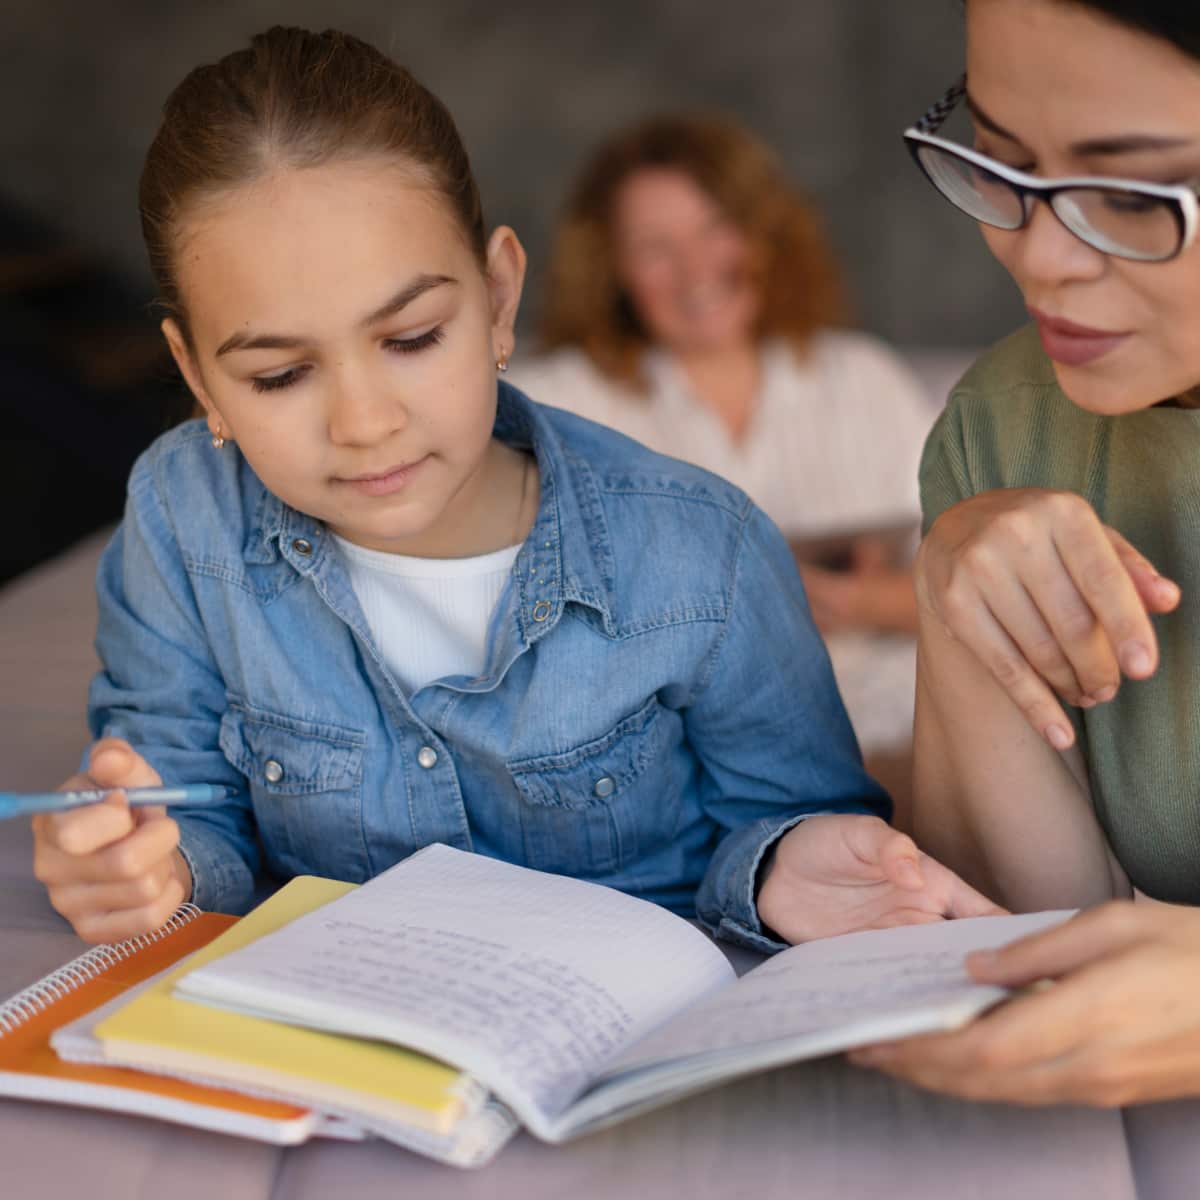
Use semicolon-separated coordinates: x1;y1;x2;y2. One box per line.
384;326;445;354
252;365;310;393
249;327;445;393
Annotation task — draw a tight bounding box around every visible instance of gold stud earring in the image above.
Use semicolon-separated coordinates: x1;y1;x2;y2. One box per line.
211;425;226;450
496;352;509;373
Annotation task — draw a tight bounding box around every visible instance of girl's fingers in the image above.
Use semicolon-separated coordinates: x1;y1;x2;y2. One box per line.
39;797;136;857
33;813;180;887
937;587;1076;749
967;902;1147;986
48;858;177;922
1105;526;1180;615
69;877;188;945
920;855;1008;918
88;737;162;789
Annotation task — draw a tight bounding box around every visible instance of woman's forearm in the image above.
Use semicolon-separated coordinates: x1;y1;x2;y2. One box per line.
912;612;1129;911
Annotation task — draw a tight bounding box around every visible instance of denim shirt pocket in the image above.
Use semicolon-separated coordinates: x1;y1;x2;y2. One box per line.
218;703;368;880
506;695;681;877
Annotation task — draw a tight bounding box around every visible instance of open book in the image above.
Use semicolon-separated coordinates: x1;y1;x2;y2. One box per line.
173;844;1069;1143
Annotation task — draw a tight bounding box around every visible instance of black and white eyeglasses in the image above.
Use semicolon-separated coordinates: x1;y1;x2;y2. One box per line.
903;76;1200;263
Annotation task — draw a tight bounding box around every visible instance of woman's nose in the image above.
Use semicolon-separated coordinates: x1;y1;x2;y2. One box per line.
1008;199;1108;290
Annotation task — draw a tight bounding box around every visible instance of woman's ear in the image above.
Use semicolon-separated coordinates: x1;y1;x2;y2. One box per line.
485;226;527;361
161;317;223;433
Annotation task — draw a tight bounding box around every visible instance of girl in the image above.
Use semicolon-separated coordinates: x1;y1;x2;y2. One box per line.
31;27;992;951
511;114;933;802
849;0;1200;1105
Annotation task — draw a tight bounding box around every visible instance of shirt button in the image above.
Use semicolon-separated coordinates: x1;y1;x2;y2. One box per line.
417;746;438;769
292;538;313;556
531;599;552;622
593;776;615;798
264;759;284;784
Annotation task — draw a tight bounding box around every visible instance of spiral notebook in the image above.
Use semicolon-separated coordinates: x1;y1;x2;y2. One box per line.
0;905;326;1143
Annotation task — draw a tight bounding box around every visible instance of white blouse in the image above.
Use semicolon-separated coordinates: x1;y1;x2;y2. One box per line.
510;332;936;752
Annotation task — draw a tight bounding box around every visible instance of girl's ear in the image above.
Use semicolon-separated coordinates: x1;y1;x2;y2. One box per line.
485;226;527;362
161;318;223;434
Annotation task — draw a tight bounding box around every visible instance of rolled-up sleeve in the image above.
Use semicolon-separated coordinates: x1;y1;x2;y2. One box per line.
689;506;890;951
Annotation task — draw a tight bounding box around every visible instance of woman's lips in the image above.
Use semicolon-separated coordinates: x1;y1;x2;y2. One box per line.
340;455;427;497
1029;308;1131;368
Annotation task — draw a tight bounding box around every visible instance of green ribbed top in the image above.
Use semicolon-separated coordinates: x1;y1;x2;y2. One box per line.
920;324;1200;903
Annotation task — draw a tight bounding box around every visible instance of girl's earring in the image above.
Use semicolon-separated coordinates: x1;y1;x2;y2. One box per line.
211;424;226;450
495;351;509;374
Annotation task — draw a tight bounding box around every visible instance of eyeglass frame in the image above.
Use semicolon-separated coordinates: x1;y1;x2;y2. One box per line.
902;75;1200;263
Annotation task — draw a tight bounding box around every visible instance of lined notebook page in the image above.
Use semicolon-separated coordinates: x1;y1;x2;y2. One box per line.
178;845;734;1129
603;910;1073;1078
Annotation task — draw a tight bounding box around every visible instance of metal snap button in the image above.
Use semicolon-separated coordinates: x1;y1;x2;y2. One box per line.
417;746;438;769
292;538;313;556
264;759;284;784
531;599;552;622
593;776;615;798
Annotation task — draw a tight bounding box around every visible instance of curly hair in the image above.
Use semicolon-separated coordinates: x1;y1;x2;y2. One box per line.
537;113;849;388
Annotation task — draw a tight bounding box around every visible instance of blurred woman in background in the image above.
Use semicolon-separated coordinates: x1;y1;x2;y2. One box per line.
512;114;935;810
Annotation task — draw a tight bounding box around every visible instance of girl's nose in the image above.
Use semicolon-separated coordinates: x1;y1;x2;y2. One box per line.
326;366;407;447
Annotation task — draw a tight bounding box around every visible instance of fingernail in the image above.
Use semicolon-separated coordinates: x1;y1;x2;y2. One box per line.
1045;724;1072;750
1157;578;1180;599
1119;643;1152;676
1090;685;1117;704
1078;696;1096;709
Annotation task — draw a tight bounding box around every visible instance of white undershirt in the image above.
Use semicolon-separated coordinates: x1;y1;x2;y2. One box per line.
333;536;521;695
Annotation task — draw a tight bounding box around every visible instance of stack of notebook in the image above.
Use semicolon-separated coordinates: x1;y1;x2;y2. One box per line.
2;877;517;1167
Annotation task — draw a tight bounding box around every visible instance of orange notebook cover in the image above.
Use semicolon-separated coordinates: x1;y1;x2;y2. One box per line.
0;905;321;1143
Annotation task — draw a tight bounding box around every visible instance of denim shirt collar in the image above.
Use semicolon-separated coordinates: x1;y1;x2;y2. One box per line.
240;383;619;639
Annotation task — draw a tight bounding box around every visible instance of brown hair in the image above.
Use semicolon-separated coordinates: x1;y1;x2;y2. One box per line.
139;26;486;339
538;113;849;388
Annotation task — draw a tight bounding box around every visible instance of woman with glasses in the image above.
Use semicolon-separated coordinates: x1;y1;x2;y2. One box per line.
847;0;1200;1106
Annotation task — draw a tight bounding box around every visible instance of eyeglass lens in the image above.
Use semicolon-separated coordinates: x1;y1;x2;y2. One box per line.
915;144;1181;260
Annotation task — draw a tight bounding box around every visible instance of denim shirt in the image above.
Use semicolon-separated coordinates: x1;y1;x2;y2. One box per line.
89;384;888;951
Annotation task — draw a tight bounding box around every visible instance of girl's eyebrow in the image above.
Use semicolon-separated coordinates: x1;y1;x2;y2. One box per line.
965;91;1194;157
215;273;458;357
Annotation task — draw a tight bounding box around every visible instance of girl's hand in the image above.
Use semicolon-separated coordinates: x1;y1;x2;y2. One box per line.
756;814;1004;944
32;737;193;943
916;488;1180;751
849;901;1200;1106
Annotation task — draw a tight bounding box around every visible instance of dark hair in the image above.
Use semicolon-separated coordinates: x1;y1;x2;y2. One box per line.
1068;2;1200;57
965;1;1200;59
139;26;486;337
538;113;848;389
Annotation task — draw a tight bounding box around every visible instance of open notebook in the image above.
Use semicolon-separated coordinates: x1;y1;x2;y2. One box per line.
0;905;327;1143
170;844;1072;1143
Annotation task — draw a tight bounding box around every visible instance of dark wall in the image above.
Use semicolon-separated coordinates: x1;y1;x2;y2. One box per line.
1;0;1024;349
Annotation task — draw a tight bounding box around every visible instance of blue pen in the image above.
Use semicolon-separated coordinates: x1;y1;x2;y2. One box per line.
0;785;229;820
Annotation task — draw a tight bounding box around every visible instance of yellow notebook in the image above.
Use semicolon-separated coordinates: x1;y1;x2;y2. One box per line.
90;877;479;1134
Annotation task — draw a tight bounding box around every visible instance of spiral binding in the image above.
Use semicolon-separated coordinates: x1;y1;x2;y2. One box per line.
0;903;202;1036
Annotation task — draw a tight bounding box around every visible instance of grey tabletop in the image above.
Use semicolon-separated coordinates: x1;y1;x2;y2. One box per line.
0;532;1191;1200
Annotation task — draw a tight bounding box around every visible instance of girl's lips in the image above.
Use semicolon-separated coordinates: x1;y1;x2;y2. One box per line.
1029;309;1131;368
340;456;427;497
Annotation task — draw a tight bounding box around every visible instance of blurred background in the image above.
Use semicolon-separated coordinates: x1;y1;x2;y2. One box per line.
0;0;1024;587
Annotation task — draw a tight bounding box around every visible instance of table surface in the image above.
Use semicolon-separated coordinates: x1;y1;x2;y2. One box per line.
0;532;1193;1200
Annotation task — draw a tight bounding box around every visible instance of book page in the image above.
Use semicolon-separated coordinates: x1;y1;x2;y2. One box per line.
177;845;733;1132
599;911;1072;1081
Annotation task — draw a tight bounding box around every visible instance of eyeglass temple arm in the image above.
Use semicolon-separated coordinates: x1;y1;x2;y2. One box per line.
912;74;967;135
